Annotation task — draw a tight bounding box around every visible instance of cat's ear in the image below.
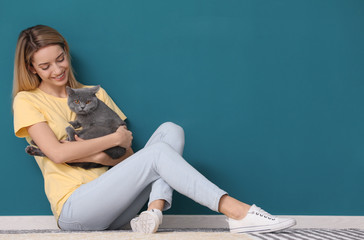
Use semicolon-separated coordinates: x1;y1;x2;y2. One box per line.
91;85;100;95
66;86;75;96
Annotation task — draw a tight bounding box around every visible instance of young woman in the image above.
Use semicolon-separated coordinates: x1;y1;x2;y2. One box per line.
12;25;296;234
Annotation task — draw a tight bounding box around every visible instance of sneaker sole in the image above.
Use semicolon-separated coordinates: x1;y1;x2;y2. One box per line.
130;212;159;234
230;219;296;234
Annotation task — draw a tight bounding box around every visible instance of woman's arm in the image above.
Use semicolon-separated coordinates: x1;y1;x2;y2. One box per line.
27;122;133;164
68;135;134;166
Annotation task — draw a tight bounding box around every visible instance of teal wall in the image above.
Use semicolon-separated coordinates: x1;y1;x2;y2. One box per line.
1;0;364;216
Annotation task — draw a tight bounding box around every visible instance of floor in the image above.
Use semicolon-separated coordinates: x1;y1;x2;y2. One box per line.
0;215;363;231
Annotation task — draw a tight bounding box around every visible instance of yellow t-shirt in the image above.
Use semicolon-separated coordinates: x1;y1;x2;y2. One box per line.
13;86;126;220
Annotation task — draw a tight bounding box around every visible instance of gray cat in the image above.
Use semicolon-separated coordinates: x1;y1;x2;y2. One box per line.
25;86;126;169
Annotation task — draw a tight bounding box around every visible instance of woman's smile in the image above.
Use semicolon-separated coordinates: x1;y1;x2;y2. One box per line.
53;71;66;81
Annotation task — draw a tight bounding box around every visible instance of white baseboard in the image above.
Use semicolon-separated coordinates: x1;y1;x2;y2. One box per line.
0;215;363;231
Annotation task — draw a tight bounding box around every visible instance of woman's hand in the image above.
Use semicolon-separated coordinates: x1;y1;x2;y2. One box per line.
114;126;133;148
75;134;134;166
66;135;133;166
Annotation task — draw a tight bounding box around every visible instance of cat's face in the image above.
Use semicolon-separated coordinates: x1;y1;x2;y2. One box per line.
67;86;100;115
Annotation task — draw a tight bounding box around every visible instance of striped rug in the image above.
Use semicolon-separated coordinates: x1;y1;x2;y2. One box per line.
1;228;363;240
249;229;364;240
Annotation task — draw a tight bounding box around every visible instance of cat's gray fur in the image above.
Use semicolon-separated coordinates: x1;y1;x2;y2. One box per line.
25;86;126;169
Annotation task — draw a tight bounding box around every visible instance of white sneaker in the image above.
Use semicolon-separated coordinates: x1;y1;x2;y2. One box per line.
228;204;296;234
130;209;163;233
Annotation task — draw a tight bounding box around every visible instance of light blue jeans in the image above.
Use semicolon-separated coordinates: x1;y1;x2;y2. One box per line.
58;122;227;231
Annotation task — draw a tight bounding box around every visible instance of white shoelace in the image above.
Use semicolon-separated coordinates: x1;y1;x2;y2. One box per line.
251;206;276;220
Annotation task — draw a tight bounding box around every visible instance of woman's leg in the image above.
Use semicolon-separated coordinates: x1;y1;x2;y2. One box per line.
135;123;296;234
144;122;185;211
107;185;152;230
145;122;185;155
109;122;184;229
59;122;226;231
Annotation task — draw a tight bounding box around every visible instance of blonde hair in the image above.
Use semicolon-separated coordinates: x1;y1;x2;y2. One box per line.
13;25;82;98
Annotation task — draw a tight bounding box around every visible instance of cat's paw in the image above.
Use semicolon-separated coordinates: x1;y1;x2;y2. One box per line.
25;145;46;156
69;121;81;129
66;126;76;141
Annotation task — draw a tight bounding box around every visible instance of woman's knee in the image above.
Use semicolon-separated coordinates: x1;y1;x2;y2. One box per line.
160;122;184;136
157;122;185;154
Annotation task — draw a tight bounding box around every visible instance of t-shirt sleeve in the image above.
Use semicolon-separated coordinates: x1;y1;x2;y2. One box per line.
96;87;127;121
13;92;47;138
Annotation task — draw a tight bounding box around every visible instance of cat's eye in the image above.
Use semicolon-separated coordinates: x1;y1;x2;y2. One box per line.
74;100;80;104
86;100;91;104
